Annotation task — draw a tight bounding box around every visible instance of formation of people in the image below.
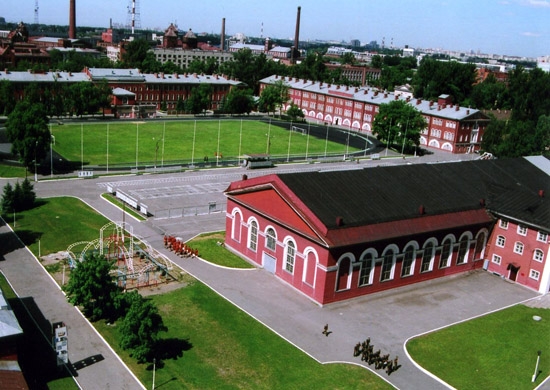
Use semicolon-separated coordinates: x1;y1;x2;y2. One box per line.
164;235;199;258
353;337;400;375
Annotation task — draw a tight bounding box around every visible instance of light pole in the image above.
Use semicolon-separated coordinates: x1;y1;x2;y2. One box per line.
532;350;541;382
152;358;156;390
34;140;38;182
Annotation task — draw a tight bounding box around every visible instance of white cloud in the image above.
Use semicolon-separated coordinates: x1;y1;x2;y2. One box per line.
523;0;550;7
521;31;542;36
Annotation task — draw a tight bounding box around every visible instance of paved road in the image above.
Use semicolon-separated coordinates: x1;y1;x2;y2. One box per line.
0;219;144;390
1;151;547;389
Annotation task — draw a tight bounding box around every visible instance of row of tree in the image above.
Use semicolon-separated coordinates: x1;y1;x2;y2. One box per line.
1;178;36;214
64;252;167;363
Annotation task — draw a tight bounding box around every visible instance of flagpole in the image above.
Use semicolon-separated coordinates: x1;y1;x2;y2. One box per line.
192;120;196;165
106;123;109;173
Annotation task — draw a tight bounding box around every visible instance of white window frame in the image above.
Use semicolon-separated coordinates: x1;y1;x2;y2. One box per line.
283;239;296;274
537;231;548;243
265;227;277;251
247;219;258;252
492;254;502;265
499;220;508;229
513;241;524;255
517;225;527;236
496;235;506;248
529;269;540;281
533;249;544;262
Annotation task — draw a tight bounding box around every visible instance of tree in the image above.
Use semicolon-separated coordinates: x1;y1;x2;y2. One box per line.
483;115;550;158
224;88;254;115
412;57;477;105
258;80;289;116
286;103;305;122
186;83;213;115
6;101;50;170
118;291;167;363
0;80;15;115
64;252;121;321
1;182;14;215
122;38;152;69
372;100;426;152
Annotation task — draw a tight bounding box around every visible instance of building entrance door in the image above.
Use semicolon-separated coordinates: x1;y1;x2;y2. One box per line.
262;252;276;274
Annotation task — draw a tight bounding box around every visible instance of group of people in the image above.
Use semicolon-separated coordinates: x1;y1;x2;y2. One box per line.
353;338;400;375
164;235;199;258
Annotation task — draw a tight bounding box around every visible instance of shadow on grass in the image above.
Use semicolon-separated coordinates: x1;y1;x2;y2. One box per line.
13;229;42;248
150;337;193;368
9;296;74;387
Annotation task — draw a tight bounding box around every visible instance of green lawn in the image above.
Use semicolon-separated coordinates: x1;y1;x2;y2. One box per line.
0;164;28;178
5;198;390;389
50;119;358;167
186;231;254;269
407;305;550;389
95;281;391;390
7;196;112;257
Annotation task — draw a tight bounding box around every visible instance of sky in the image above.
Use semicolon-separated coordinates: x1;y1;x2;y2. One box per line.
1;0;548;58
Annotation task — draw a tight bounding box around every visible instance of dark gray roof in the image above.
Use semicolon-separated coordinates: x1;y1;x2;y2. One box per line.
277;157;550;230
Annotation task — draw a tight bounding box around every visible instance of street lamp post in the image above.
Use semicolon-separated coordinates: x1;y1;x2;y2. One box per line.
34;140;38;182
532;350;542;382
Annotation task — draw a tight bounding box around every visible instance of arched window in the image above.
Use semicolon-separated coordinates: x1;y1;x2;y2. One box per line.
474;230;487;260
457;235;470;265
336;256;352;291
248;220;258;251
303;248;318;286
265;227;277;251
533;249;544;262
421;241;435;272
380;249;395;282
401;245;416;277
284;240;296;274
359;252;375;286
439;238;453;269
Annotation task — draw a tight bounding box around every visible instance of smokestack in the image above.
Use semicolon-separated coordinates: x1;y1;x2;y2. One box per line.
69;0;76;39
221;18;226;51
293;6;301;61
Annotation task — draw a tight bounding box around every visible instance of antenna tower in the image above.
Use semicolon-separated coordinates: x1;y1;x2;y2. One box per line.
34;0;39;25
126;0;142;34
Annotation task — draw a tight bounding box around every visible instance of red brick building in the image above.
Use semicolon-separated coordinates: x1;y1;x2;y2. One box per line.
260;75;491;154
0;67;242;118
224;157;550;305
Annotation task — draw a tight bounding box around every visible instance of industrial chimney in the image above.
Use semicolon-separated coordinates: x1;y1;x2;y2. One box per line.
292;6;301;62
69;0;76;39
221;18;226;51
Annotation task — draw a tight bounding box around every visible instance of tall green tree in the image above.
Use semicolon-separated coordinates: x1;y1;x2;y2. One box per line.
258;80;289;117
413;57;477;105
1;182;15;214
372;100;426;151
224;87;254;115
186;83;213;115
64;252;121;321
6;101;50;169
122;38;153;69
0;80;15;115
118;291;167;363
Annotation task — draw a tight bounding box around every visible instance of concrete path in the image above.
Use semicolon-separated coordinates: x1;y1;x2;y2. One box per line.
0;219;144;390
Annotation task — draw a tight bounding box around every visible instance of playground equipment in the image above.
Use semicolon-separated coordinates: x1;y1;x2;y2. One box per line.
65;221;174;290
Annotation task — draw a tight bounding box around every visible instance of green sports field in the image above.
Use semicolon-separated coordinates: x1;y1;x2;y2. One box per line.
50;119;360;168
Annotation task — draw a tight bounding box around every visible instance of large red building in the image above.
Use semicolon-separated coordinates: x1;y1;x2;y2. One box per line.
224;157;550;305
0;67;242;118
260;75;491;154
